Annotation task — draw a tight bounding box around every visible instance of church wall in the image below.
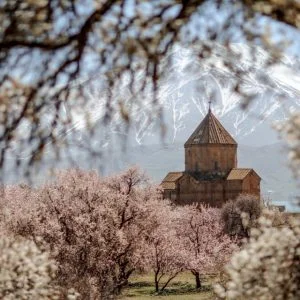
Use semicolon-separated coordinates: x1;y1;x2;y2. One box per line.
185;144;237;174
163;189;177;201
176;174;226;207
225;173;261;202
163;174;261;208
226;180;243;201
242;173;261;197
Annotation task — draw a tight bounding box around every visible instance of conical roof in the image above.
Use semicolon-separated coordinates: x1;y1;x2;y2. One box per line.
185;109;237;146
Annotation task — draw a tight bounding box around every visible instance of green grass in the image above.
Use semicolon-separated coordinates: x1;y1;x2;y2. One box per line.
119;272;215;300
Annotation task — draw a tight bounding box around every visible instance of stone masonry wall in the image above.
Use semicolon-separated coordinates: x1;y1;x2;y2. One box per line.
185;144;237;174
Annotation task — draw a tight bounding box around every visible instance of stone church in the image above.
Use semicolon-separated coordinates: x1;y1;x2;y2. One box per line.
161;107;261;207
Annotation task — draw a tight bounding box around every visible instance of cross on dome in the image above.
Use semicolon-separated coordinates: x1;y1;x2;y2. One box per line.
208;99;212;112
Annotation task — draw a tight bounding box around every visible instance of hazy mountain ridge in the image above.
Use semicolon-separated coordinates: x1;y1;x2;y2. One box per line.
3;139;299;211
101;141;299;211
156;45;300;147
3;45;300;211
75;45;300;148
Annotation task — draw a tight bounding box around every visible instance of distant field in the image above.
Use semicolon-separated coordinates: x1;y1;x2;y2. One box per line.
119;272;215;300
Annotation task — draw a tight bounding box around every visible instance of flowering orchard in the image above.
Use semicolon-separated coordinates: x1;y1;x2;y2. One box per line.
1;167;295;299
0;167;235;299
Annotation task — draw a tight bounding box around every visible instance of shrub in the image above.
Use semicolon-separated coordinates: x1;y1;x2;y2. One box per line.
221;194;261;238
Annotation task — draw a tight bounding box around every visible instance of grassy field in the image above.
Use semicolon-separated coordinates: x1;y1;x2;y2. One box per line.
119;272;215;300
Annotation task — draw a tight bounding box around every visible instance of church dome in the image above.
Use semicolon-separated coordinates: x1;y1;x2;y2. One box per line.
184;109;237;146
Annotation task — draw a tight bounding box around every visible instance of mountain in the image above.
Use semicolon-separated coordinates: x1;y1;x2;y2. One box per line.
2;44;300;211
132;44;300;147
77;44;299;149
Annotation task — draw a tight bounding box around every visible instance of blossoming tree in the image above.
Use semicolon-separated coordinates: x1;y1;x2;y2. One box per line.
177;204;236;289
1;167;174;299
144;205;187;293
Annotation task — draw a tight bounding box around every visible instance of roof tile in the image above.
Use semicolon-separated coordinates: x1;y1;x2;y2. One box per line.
161;182;177;190
162;172;183;182
161;172;183;190
227;168;252;180
185;110;237;146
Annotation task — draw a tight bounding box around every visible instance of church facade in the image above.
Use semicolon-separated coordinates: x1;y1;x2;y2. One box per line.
161;108;261;207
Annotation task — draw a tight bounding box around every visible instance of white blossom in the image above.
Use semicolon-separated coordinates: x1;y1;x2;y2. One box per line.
275;112;300;179
215;213;300;300
0;236;79;300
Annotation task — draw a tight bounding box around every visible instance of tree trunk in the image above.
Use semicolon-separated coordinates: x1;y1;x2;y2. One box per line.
155;276;159;292
114;268;134;295
193;271;202;289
